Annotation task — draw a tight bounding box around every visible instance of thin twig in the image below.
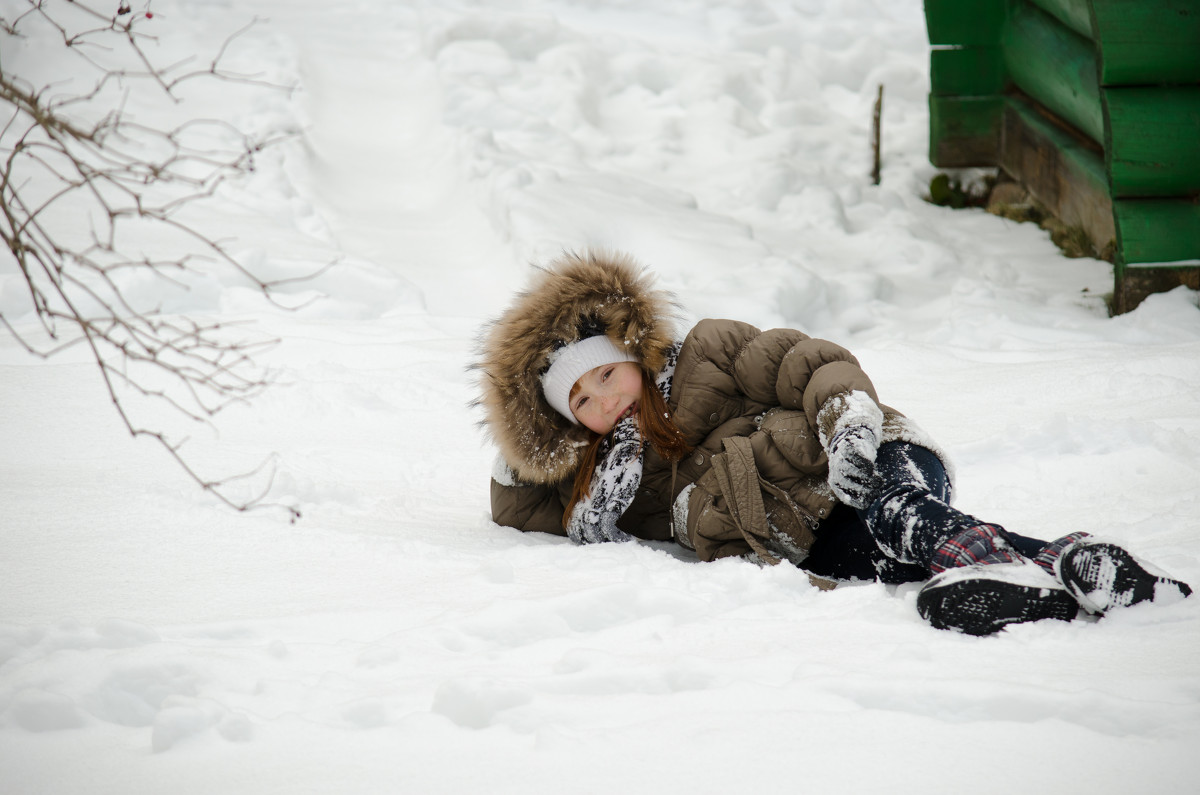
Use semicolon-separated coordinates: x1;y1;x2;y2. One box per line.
1;0;307;519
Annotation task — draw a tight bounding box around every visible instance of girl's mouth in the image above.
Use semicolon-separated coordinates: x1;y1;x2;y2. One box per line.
617;402;638;423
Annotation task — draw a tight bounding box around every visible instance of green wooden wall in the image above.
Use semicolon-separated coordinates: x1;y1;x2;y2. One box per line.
925;0;1200;311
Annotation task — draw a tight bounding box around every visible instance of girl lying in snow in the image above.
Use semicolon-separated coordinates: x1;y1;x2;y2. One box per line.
475;251;1192;635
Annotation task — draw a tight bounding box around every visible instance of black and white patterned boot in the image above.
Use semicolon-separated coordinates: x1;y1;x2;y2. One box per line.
1053;539;1193;615
917;524;1078;636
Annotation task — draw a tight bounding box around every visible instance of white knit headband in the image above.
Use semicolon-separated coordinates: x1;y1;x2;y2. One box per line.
540;335;637;423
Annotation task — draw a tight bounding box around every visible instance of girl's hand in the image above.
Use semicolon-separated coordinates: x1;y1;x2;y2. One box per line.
565;416;644;544
827;423;880;509
819;391;884;510
609;414;642;447
570;510;634;544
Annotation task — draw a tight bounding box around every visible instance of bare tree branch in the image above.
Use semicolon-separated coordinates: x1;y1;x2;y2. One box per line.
1;0;314;520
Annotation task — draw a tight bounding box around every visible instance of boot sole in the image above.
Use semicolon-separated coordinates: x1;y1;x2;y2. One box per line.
1059;542;1193;615
918;572;1079;636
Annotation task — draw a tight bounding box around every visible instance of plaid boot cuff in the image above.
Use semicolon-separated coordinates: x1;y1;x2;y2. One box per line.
1032;531;1092;576
930;523;1022;574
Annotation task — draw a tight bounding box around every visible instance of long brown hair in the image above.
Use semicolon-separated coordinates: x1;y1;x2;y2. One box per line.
563;365;691;528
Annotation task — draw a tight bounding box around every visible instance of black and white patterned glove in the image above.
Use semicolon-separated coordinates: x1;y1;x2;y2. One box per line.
566;416;643;544
819;391;884;510
827;423;880;509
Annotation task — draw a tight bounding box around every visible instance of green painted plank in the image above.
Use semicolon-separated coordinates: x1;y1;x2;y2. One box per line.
1105;86;1200;197
1002;0;1104;145
1093;0;1200;85
1114;198;1200;266
1026;0;1094;39
930;47;1006;97
924;0;1006;45
929;95;1003;167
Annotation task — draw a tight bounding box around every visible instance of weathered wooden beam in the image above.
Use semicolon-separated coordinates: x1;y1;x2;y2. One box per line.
999;95;1115;256
924;0;1007;45
1025;0;1094;39
923;0;1200;313
1023;0;1200;86
1002;0;1104;145
1092;0;1200;85
1114;198;1200;266
1105;86;1200;197
929;96;1004;167
1113;266;1200;314
930;47;1005;97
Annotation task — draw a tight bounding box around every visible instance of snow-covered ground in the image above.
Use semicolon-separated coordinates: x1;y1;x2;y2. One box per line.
3;0;1199;792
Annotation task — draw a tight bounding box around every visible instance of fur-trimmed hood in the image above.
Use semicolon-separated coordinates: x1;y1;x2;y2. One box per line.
474;250;678;484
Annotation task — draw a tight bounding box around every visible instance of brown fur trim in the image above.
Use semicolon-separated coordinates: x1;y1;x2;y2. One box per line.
474;250;678;484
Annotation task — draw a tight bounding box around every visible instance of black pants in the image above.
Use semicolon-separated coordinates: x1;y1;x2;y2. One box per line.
802;442;1047;584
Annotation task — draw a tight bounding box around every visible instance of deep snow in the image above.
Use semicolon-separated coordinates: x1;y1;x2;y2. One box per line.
2;1;1199;793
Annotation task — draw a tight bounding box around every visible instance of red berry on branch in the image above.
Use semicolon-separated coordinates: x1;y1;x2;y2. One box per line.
146;12;154;18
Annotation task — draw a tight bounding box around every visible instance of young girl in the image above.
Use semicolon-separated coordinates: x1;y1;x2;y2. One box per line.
476;250;1191;635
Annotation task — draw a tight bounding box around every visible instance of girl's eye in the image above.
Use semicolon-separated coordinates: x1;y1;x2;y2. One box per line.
602;368;613;380
575;396;588;410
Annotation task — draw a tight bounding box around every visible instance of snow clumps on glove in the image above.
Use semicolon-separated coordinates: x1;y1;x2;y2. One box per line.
818;390;884;510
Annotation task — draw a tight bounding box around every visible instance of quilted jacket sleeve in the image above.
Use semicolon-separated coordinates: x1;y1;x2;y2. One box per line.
771;334;881;440
489;455;570;537
680;319;881;442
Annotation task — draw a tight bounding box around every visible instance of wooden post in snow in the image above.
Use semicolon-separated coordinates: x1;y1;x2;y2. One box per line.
871;84;883;185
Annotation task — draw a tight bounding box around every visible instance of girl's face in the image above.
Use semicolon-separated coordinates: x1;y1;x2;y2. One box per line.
569;361;643;434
